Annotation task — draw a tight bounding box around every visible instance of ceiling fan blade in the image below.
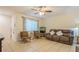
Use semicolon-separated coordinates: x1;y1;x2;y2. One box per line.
34;12;38;14
45;10;52;12
32;8;37;11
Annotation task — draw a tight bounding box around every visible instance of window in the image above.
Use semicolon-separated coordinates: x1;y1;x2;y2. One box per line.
24;18;38;32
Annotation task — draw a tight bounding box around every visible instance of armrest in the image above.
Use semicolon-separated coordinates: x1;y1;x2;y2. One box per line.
63;34;74;38
45;33;50;37
45;33;50;36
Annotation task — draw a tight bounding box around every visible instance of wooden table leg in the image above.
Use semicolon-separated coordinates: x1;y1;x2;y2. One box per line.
0;41;2;52
0;38;4;52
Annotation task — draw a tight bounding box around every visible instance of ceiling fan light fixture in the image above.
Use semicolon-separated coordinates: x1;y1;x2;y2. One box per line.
32;6;52;16
39;12;45;16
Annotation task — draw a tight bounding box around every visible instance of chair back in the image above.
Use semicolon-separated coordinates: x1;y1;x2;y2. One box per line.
20;31;28;38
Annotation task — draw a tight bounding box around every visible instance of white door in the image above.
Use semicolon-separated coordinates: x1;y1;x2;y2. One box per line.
0;15;12;41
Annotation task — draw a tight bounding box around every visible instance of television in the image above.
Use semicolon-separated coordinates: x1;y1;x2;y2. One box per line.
40;27;46;33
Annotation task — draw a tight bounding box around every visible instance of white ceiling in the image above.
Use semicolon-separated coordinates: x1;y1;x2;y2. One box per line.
0;6;79;18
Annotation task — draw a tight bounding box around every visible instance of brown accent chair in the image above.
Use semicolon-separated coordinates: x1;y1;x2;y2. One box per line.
45;29;74;45
77;36;79;44
20;31;31;42
34;31;40;39
76;46;79;52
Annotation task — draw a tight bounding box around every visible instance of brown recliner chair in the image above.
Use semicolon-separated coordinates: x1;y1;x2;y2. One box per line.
20;31;31;42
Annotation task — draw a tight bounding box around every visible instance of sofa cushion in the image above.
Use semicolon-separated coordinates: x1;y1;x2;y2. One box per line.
53;35;60;41
63;33;71;37
60;36;69;42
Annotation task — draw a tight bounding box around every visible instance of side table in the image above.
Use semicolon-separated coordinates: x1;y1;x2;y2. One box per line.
0;38;4;52
76;36;79;52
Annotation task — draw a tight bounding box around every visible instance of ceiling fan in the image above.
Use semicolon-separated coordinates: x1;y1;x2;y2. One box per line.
32;6;52;15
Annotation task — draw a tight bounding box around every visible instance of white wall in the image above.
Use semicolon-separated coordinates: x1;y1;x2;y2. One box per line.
0;9;16;41
0;15;12;42
39;18;45;27
0;8;24;41
43;8;79;32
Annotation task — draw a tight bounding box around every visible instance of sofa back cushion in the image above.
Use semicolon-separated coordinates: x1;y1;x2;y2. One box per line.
49;29;73;36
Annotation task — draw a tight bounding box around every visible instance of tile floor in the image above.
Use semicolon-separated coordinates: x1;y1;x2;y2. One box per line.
2;37;75;52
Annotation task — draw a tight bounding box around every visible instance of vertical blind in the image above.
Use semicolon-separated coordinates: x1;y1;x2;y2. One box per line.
24;18;38;32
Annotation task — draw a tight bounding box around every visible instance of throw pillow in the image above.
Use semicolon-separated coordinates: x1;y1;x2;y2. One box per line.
50;31;55;35
56;31;63;36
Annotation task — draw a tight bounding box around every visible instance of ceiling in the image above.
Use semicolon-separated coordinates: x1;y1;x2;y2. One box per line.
0;6;79;18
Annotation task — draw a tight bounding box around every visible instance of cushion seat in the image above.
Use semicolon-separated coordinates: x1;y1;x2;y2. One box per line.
53;35;60;41
60;36;69;42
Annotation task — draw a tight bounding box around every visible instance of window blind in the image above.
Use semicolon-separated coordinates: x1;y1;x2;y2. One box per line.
24;18;38;32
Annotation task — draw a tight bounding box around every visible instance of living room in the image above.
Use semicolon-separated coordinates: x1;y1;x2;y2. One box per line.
0;6;79;52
